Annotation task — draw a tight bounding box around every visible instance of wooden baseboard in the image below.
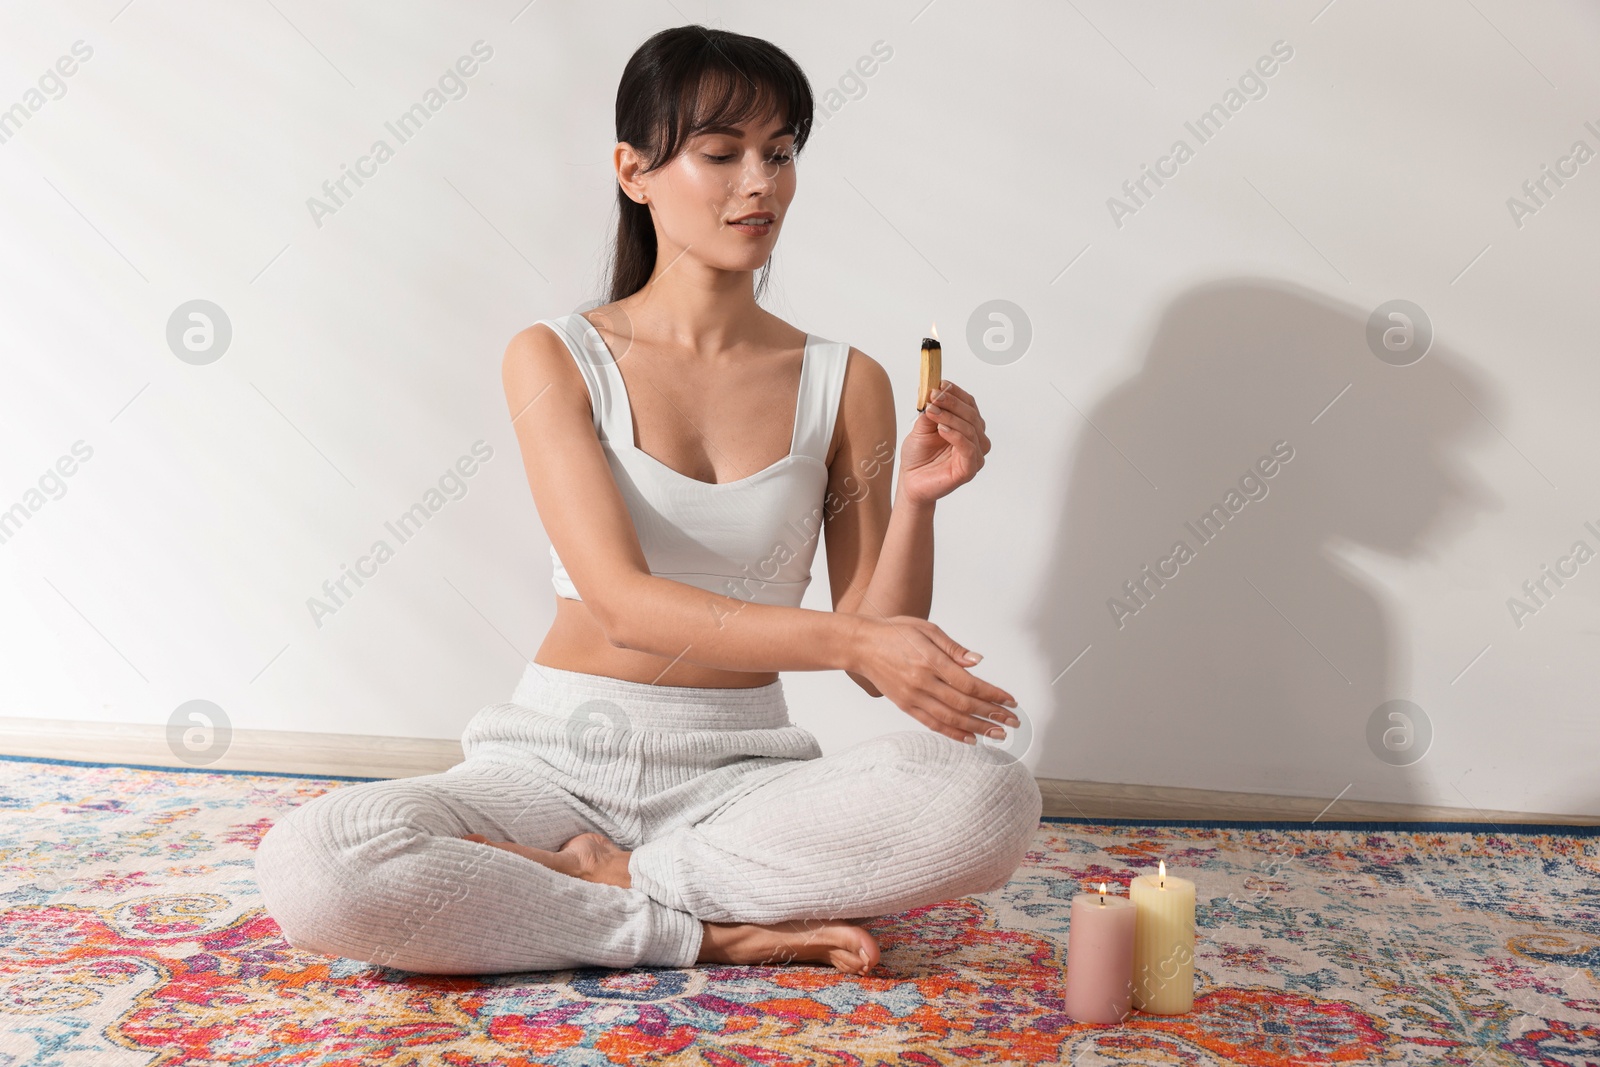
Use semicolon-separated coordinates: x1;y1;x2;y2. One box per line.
3;716;1593;826
1034;777;1597;825
0;716;462;782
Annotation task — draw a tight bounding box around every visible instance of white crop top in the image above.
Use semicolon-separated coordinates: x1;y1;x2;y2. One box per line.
536;311;849;609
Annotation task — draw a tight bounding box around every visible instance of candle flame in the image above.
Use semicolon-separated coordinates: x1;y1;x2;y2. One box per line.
1158;860;1166;878
930;321;939;341
1098;882;1108;894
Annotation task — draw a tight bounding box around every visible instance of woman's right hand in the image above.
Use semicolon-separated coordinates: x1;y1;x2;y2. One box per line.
850;615;1022;744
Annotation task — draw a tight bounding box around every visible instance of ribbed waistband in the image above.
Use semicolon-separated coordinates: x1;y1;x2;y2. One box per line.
508;662;792;731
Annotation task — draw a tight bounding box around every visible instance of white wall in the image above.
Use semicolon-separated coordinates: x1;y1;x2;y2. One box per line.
2;1;1595;816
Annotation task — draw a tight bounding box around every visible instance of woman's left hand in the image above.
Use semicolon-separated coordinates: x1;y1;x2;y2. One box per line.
899;380;990;506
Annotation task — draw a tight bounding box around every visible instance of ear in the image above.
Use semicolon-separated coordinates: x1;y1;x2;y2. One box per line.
615;142;650;204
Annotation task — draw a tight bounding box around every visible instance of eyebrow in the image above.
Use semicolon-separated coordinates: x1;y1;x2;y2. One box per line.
695;123;794;140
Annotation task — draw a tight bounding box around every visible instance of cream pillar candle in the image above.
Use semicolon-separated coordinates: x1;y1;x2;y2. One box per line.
1129;860;1197;1014
1063;882;1136;1023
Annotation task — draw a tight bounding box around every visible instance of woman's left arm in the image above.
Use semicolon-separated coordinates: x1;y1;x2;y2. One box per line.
823;350;991;695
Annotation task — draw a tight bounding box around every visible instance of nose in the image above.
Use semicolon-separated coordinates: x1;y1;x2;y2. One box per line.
739;151;778;196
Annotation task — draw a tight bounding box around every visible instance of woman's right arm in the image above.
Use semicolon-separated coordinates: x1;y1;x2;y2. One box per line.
502;325;1015;741
502;323;861;672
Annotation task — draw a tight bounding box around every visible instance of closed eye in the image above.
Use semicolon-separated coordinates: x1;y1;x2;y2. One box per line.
702;151;795;165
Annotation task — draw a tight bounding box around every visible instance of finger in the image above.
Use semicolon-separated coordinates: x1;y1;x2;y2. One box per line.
930;632;983;668
934;383;985;431
930;654;1018;709
927;411;985;466
933;693;1017;740
913;676;1012;736
916;713;969;744
931;673;1021;728
937;420;983;463
927;700;1005;742
917;627;1016;710
930;386;984;434
925;402;979;442
911;705;977;745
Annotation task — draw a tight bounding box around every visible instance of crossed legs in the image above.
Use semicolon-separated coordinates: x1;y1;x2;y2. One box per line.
456;729;1042;973
253;760;704;974
458;829;885;973
626;729;1041;924
255;729;1041;976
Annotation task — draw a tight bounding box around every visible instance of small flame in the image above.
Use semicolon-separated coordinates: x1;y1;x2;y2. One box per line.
1098;882;1108;894
930;321;939;341
1158;860;1166;878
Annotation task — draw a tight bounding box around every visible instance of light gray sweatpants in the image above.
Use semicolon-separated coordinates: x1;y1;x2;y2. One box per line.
253;662;1042;975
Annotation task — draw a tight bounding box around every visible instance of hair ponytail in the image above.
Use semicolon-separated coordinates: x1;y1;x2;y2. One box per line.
611;193;658;305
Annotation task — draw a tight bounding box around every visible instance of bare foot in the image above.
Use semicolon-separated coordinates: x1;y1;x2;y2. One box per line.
556;832;632;889
700;917;881;975
459;831;632;889
459;832;580;879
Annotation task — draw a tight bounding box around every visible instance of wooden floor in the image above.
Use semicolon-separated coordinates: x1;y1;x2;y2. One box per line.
3;715;1594;825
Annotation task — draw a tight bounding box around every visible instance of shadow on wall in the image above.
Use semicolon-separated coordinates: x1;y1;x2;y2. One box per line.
1025;276;1504;811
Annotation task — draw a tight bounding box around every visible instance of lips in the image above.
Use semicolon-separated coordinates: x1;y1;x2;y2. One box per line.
728;213;776;225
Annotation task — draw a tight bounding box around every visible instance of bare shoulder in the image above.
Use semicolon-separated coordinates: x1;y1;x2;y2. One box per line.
502;320;570;372
501;321;589;422
841;345;891;396
828;345;896;466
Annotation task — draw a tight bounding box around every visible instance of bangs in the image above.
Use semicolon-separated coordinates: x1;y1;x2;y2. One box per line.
617;27;815;171
674;66;807;150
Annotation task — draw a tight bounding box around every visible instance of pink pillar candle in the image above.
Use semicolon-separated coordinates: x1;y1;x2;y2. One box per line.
1063;882;1136;1024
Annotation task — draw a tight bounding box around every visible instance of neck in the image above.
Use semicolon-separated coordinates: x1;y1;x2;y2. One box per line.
623;240;767;356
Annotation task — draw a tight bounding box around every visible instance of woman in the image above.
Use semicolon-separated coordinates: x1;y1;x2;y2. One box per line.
254;24;1039;978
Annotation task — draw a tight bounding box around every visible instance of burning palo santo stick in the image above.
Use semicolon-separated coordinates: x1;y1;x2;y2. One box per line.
918;322;942;411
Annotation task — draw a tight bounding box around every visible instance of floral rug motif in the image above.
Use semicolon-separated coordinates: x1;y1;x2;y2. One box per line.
2;753;1597;1065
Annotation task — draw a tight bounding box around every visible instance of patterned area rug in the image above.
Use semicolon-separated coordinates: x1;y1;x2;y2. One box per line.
2;754;1597;1066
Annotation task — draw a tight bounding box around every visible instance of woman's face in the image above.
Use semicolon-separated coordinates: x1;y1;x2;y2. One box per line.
622;113;797;275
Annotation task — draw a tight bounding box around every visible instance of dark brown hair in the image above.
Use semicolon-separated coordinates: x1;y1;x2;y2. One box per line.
608;25;815;303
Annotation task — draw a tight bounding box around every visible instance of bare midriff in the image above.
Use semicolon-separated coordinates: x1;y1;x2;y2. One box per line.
533;593;780;688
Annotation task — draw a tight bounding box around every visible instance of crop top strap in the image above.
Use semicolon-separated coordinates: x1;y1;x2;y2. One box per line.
791;336;850;466
535;312;634;446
